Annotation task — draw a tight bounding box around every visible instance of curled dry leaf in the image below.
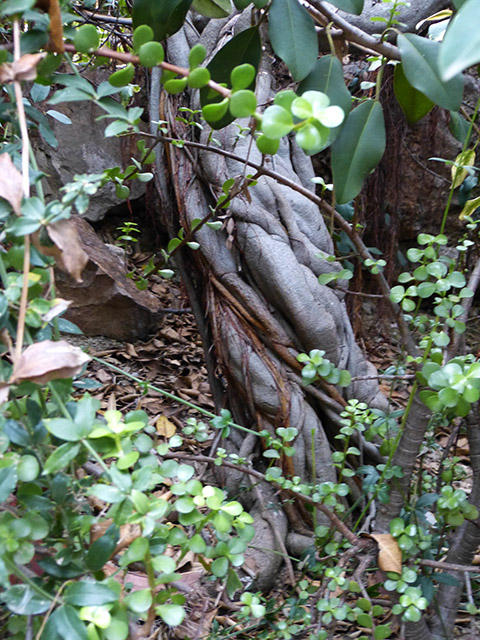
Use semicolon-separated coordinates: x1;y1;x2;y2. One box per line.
0;153;23;215
90;519;142;557
0;53;47;84
156;415;176;437
10;339;90;385
367;533;402;574
42;298;71;322
33;218;89;283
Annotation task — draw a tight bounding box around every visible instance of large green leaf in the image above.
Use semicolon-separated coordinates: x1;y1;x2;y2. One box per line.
200;27;261;129
269;0;318;81
298;55;351;150
132;0;193;42
439;0;480;81
47;605;86;640
64;582;118;607
331;100;385;204
192;0;232;17
393;63;434;123
397;34;463;111
328;0;363;14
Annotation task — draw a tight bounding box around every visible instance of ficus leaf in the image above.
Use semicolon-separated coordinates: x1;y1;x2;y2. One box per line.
132;0;193;43
397;34;463;111
269;0;318;81
439;0;480;80
331;100;386;204
393;63;434;124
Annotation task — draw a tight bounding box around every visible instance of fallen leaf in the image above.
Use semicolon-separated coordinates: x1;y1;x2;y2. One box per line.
10;340;90;385
0;53;47;83
368;533;402;574
0;383;10;405
156;415;176;437
0;153;23;215
33;218;89;282
42;298;71;322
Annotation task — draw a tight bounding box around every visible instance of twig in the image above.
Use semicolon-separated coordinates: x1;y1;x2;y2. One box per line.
164;451;359;545
12;19;31;363
418;559;480;574
307;1;401;60
62;43;231;99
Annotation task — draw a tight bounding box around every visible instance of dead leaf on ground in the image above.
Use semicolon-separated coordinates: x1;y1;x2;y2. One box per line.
42;298;71;322
33;218;89;283
367;533;402;574
0;53;47;84
10;340;90;385
0;153;23;215
156;415;176;437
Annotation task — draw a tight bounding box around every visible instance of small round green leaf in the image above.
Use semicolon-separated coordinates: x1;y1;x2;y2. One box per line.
229;90;257;117
187;67;211;89
74;25;100;53
17;455;40;482
164;77;188;94
133;25;154;53
109;63;135;87
256;134;280;155
202;98;230;123
156;604;185;627
261;105;293;139
189;43;207;69
230;63;256;90
138;42;165;68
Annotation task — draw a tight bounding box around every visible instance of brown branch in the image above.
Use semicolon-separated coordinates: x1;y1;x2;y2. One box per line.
307;1;400;60
62;43;231;99
418;558;480;574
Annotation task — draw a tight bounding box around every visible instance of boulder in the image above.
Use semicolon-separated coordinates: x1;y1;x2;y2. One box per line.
56;217;162;340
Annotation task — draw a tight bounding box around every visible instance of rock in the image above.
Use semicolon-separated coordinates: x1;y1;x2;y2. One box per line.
56;217;163;340
36;89;145;222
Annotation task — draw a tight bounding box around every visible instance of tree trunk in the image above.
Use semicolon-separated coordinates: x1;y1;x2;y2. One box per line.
154;12;388;588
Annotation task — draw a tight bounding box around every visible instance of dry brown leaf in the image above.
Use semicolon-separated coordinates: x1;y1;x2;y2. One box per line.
156;415;176;437
0;53;47;84
10;340;90;385
0;153;23;215
33;218;89;283
368;533;402;573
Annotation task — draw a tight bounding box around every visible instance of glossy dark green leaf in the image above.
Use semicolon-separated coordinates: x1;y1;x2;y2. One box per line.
439;0;480;80
43;442;81;474
2;585;50;615
397;34;463;111
0;465;17;502
192;0;232;18
331;100;385;204
393;63;434;123
132;0;193;42
200;27;261;129
47;605;86;640
328;0;363;14
85;524;119;571
64;582;118;606
449;111;470;143
269;0;318;81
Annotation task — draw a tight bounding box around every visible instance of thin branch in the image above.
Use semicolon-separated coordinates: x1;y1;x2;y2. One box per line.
164;451;359;545
307;1;401;60
62;43;231;99
12;19;31;363
418;558;480;574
